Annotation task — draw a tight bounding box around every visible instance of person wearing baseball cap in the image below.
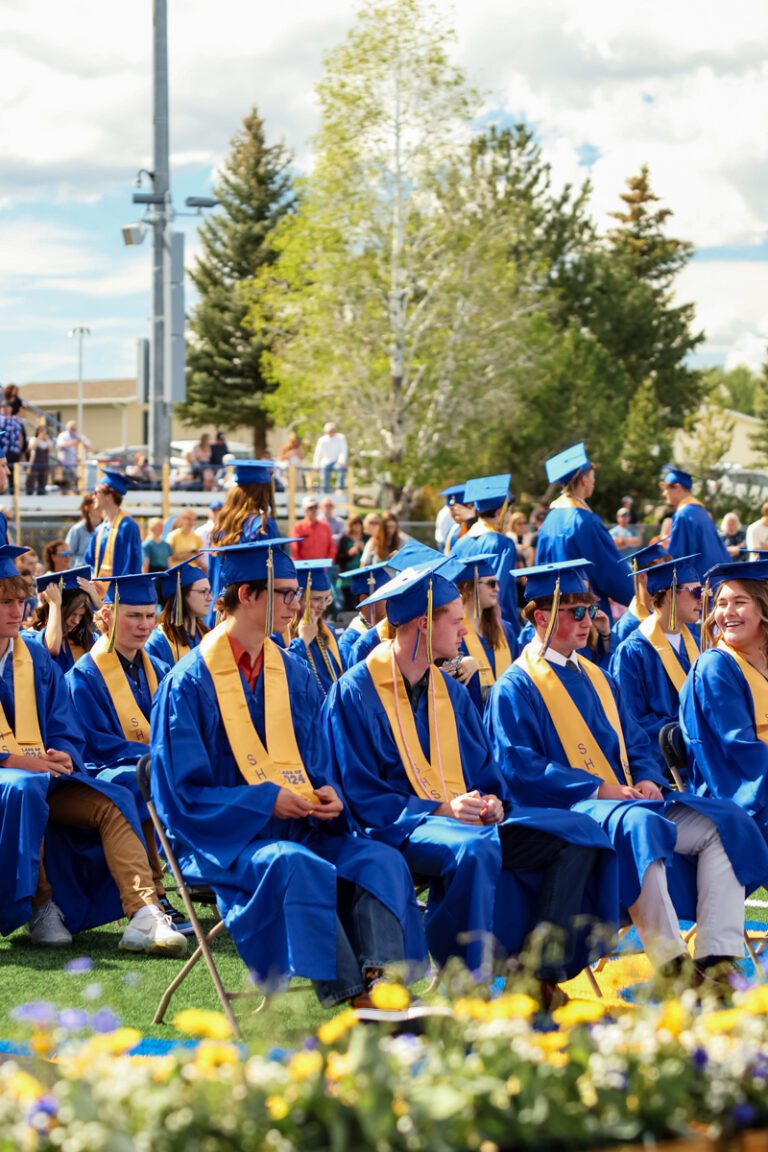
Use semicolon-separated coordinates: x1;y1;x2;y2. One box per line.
290;492;335;563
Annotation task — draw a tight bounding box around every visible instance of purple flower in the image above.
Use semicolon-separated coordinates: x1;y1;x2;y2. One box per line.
11;1002;57;1027
65;956;93;974
303;1036;319;1051
58;1008;90;1031
90;1009;121;1033
732;1103;757;1128
692;1047;709;1071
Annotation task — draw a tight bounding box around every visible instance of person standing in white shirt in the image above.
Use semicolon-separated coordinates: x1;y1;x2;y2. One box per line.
746;502;768;554
312;422;348;493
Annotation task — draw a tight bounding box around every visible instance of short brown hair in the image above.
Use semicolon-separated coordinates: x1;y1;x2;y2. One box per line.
219;580;266;614
0;574;33;599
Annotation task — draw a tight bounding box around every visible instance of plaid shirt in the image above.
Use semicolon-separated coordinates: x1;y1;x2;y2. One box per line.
0;415;23;455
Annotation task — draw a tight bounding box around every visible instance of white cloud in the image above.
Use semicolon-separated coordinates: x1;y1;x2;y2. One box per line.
676;260;768;369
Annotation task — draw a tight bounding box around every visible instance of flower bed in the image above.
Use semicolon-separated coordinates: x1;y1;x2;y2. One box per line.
4;986;768;1150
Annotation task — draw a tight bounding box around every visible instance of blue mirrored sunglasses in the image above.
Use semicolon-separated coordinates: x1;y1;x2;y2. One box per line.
559;604;599;621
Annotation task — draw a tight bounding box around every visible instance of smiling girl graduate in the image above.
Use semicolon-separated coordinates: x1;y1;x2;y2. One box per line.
149;538;426;1007
485;558;768;987
680;559;768;843
145;559;212;667
325;556;618;1002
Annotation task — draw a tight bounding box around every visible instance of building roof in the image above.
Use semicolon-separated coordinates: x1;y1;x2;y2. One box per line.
19;378;138;405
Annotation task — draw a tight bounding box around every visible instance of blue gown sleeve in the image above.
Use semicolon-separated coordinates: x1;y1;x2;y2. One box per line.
66;658;152;769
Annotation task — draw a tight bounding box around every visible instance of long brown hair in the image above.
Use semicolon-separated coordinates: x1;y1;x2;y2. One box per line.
457;580;504;649
158;585;210;649
32;589;95;652
370;513;402;562
213;483;274;546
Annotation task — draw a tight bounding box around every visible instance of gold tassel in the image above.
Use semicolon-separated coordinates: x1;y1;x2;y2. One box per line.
265;547;274;636
631;556;639;604
494;496;509;531
473;564;480;619
540;576;560;656
426;577;434;665
669;567;678;632
303;572;313;625
366;571;376;627
700;579;712;651
106;585;120;653
173;570;184;628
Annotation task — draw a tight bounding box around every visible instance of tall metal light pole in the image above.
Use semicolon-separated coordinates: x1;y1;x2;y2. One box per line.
150;0;171;470
68;326;91;436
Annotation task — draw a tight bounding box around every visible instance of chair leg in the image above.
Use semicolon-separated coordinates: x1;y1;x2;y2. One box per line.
745;930;766;979
153;920;242;1037
584;965;604;998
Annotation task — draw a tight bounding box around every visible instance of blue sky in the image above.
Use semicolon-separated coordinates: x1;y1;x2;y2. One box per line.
2;0;768;388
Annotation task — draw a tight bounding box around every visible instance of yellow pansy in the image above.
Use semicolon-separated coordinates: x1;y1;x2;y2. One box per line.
369;982;411;1011
486;993;538;1021
552;999;606;1028
741;985;768;1016
657;999;687;1037
288;1049;323;1082
30;1031;53;1056
317;1008;359;1046
194;1041;241;1073
84;1027;142;1056
454;998;492;1021
701;1008;745;1035
266;1095;289;1121
173;1009;233;1041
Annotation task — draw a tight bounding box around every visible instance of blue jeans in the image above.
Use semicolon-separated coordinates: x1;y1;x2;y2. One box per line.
321;463;346;492
313;885;404;1006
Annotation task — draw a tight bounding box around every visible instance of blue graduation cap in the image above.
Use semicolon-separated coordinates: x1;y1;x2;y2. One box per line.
294;558;334;593
545;443;591;486
634;554;701;597
0;545;30;579
462;473;513;515
96;469;140;496
103;573;158;606
619;538;671;571
512;558;593;602
36;565;92;595
454;552;497;582
388;540;444;571
202;539;298;587
438;483;468;506
157;559;207;604
660;464;693;489
337;561;395;599
703;559;768;590
233;460;275;487
359;559;462;629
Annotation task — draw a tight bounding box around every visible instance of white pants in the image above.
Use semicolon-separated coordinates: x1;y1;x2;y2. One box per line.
628;804;744;968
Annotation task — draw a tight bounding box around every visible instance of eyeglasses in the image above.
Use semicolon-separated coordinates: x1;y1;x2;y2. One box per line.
559;605;599;621
189;586;213;598
478;578;499;589
275;588;302;607
680;585;703;601
58;551;72;558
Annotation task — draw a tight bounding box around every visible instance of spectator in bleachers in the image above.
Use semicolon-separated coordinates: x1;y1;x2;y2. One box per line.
56;421;91;494
313;421;348;493
719;511;746;560
359;512;406;567
26;422;52;495
290;494;336;562
166;509;203;567
65;494;99;566
42;539;72;574
0;402;26;493
142;518;173;574
319;496;345;549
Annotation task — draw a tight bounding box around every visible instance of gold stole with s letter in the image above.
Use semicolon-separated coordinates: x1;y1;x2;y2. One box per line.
462;616;511;688
517;643;633;786
366;640;467;802
638;616;699;694
94;511;125;580
717;640;768;744
550;494;589;511
0;638;45;757
200;626;316;801
90;635;158;744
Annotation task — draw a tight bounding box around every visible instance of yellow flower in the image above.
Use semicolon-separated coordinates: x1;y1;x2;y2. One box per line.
657;999;687;1037
325;1051;354;1082
741;985;768;1016
369;982;411;1011
6;1070;45;1101
30;1031;53;1056
317;1008;359;1046
487;993;538;1022
288;1049;323;1082
701;1008;744;1034
266;1095;289;1121
195;1041;240;1073
506;1076;522;1096
84;1027;142;1056
552;999;606;1028
173;1009;233;1041
393;1097;409;1118
454;997;492;1021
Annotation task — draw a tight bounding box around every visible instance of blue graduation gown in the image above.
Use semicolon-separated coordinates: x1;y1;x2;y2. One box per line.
459;619;520;713
536;505;634;612
669;503;729;578
486;657;768;915
84;515;143;577
149;643;425;983
206;514;281;627
145;625;202;668
610;626;698;757
347;623;384;668
325;658;618;976
612;608;641;645
22;628;96;676
286;632;344;698
338;617;371;669
680;647;768;839
0;639;143;935
66;649;170;820
451;527;520;628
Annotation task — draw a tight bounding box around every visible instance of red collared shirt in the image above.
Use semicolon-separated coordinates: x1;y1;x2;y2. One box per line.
227;635;264;691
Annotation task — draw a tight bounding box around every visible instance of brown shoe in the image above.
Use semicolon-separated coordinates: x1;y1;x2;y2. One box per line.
539;981;569;1013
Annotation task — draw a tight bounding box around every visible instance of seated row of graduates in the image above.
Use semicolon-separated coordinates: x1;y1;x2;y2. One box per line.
3;517;768;1009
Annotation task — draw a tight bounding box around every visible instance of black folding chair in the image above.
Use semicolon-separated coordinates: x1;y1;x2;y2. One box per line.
136;754;261;1041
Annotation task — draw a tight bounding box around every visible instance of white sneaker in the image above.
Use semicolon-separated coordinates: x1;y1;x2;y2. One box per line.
119;905;188;958
27;900;72;947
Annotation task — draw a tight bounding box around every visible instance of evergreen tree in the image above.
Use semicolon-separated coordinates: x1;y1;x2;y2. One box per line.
749;351;768;466
620;377;674;508
179;109;294;454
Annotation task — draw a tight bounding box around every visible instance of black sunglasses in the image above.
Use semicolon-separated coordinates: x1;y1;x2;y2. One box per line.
559;605;599;621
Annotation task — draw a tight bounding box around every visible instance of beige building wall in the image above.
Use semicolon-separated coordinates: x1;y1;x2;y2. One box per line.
674;407;765;472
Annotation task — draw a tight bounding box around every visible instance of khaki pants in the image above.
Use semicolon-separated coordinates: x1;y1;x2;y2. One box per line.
34;782;158;918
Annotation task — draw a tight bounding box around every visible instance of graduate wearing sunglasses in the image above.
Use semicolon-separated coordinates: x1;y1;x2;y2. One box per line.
451;554;520;713
485;558;768;989
609;555;702;760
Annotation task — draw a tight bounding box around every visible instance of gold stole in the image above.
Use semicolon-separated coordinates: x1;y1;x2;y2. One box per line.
717;641;768;744
157;624;194;665
366;640;467;802
638;616;699;694
348;615;369;639
677;494;705;510
627;596;650;623
467;518;498;537
0;639;45;757
518;643;632;786
550;493;589;510
376;619;393;642
462;615;511;688
90;635;158;744
443;523;468;555
200;626;315;800
94;512;125;579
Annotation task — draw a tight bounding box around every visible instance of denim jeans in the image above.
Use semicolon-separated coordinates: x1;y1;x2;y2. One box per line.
313;886;404;1006
321;463;346;493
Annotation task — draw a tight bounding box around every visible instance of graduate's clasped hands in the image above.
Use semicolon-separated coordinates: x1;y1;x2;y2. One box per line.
272;784;344;821
436;789;504;825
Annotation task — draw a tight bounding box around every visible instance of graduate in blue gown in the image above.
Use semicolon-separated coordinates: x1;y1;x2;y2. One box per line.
0;546;176;946
680;559;768;841
205;460;281;627
325;557;618;995
284;559;344;697
660;465;728;579
450;473;520;629
23;566;99;675
610;541;672;645
150;539;426;1003
486;558;768;979
535;443;634;615
337;562;395;667
451;554;520;713
438;483;475;555
84;470;143;580
610;555;702;760
145;560;212;667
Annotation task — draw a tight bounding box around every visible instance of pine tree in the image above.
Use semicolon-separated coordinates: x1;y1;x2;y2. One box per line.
179;109;294;454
